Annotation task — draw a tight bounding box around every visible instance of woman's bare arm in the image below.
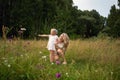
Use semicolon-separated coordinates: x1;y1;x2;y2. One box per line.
38;34;49;37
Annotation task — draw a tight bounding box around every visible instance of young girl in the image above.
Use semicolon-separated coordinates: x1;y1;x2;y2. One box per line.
55;33;69;64
38;28;58;63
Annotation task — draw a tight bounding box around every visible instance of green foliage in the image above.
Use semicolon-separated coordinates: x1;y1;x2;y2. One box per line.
0;0;105;38
73;10;105;38
106;1;120;38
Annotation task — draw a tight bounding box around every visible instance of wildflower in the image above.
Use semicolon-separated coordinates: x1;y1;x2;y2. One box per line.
21;55;23;57
95;70;98;72
66;73;68;75
51;62;54;65
8;64;11;68
66;73;69;77
42;56;47;59
111;72;113;75
42;56;47;61
4;59;8;63
56;60;60;65
39;51;42;54
56;73;61;78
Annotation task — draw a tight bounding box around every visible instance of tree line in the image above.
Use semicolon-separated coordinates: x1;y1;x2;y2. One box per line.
0;0;120;39
105;0;120;38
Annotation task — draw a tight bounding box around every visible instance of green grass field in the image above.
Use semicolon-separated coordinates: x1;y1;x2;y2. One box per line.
0;38;120;80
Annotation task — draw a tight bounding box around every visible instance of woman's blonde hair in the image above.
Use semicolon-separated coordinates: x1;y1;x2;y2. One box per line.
60;33;69;48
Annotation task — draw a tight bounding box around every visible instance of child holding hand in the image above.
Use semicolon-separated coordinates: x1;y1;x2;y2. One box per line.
38;28;58;64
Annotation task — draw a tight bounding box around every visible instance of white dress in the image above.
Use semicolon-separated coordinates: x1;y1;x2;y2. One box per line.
57;42;65;51
57;43;64;49
47;35;58;51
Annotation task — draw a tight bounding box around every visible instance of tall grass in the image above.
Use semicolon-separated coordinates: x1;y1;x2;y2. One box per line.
0;38;120;80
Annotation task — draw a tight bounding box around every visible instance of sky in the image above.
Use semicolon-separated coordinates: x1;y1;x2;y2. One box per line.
73;0;118;17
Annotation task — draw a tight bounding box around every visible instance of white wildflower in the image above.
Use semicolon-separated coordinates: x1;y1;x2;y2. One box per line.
42;56;47;59
39;51;42;54
51;62;54;65
21;55;23;57
66;73;68;75
66;73;69;77
111;72;113;75
8;64;11;68
42;56;47;61
95;70;98;72
4;59;8;63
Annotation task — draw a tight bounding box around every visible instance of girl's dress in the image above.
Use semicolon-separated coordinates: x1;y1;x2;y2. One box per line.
47;35;58;51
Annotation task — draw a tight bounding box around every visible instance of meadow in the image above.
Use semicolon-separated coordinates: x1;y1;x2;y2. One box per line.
0;38;120;80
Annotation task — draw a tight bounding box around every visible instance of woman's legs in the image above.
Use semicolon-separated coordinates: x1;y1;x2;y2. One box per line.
49;50;55;63
58;49;67;64
61;52;67;64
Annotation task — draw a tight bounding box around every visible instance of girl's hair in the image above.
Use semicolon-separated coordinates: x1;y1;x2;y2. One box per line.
51;28;58;34
60;33;69;48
